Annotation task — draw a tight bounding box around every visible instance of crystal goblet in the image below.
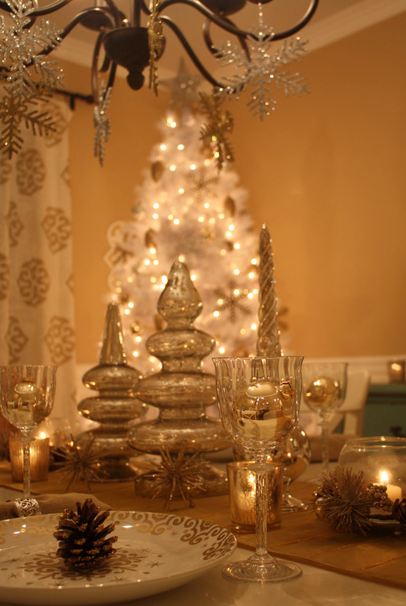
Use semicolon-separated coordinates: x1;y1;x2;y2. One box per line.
0;365;56;499
213;356;303;583
302;362;347;473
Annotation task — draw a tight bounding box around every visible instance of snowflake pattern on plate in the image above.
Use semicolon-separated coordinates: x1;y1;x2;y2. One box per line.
0;512;236;604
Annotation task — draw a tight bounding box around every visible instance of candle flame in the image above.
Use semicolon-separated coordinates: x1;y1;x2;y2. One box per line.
37;431;48;440
378;469;390;484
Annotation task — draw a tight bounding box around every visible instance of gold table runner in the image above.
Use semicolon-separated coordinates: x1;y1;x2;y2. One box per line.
0;462;405;591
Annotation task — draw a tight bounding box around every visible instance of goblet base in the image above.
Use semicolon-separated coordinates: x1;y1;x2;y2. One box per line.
223;553;302;583
281;492;309;513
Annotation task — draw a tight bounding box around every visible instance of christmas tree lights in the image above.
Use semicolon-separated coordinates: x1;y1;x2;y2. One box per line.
106;105;259;373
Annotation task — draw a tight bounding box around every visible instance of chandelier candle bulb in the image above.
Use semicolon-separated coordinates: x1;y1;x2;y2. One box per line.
227;461;282;533
9;434;50;482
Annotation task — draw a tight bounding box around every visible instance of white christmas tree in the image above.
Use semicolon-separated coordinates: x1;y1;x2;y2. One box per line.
105;69;262;373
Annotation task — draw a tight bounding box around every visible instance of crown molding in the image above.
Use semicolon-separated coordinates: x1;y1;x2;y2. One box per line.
306;0;406;52
54;0;406;70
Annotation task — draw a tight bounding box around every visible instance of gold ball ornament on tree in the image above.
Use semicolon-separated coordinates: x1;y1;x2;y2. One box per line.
150;160;165;182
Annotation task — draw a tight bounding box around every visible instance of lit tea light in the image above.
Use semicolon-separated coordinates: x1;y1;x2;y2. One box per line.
227;461;281;532
377;469;402;502
387;360;405;383
9;434;50;482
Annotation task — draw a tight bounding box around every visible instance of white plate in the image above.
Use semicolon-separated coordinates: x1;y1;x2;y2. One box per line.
0;511;237;605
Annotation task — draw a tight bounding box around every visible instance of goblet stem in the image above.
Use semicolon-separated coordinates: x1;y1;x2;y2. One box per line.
21;432;31;499
255;464;269;560
320;416;330;473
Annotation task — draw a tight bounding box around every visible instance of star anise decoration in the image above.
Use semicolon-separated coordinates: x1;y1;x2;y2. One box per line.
136;448;206;509
53;437;102;491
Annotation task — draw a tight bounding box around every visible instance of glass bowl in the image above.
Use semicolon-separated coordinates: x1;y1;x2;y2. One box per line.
338;436;406;502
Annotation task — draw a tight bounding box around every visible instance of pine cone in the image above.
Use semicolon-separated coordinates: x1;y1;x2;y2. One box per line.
392;498;406;524
54;498;117;570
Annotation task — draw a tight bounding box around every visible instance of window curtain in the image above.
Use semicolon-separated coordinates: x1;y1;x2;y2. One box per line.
0;99;77;429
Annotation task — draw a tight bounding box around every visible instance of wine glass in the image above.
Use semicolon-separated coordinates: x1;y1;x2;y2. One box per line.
279;425;311;512
302;362;347;474
213;355;303;583
0;365;56;499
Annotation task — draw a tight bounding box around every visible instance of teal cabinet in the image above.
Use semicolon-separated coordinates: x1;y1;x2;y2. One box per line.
363;384;406;436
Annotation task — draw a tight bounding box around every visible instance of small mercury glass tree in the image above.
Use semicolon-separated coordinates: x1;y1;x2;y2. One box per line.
106;62;262;373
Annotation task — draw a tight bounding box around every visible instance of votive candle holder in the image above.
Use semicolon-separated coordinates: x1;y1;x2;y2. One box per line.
9;434;50;482
227;461;282;533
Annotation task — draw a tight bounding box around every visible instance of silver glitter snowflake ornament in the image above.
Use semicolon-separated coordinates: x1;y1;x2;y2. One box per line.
0;1;63;158
216;7;308;120
94;86;113;166
0;1;63;98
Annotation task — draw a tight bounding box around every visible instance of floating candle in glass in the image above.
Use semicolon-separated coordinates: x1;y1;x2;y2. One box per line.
339;437;406;503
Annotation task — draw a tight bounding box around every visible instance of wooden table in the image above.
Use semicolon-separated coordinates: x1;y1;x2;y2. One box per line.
0;461;405;592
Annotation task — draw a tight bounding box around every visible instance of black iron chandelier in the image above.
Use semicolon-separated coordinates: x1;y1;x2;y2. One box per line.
0;0;319;162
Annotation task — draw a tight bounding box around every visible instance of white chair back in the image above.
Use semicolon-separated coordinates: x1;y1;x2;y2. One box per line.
329;368;370;435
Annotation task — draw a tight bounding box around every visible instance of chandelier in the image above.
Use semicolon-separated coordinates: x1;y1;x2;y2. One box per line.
0;0;319;162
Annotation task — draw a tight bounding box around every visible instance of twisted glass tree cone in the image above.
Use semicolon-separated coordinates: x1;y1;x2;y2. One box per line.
129;261;229;497
77;303;144;481
213;356;303;582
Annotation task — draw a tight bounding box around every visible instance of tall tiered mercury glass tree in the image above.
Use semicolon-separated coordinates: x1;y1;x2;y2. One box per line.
106;66;262;374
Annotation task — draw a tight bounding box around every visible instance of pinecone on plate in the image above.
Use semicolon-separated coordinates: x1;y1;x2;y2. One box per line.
54;498;117;570
392;498;406;524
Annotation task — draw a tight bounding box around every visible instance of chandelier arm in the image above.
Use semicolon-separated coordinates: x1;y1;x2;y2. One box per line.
103;0;126;25
91;31;117;102
203;16;249;61
160;15;233;91
132;0;142;26
271;0;319;41
156;0;318;41
156;0;252;37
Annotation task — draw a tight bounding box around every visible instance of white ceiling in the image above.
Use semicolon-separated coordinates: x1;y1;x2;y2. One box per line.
48;0;406;74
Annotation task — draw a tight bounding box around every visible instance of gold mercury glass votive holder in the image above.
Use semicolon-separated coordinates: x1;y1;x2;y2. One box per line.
227;461;282;533
387;360;406;383
9;434;50;482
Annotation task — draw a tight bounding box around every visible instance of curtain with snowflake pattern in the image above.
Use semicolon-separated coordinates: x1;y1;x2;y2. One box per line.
0;99;77;428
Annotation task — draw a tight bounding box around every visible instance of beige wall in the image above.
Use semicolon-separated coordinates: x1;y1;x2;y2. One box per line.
63;62;169;362
66;13;406;363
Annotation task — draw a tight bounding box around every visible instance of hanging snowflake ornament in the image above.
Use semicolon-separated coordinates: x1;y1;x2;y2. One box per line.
148;0;165;95
0;0;63;158
0;92;57;158
216;4;308;120
0;1;63;98
94;86;113;166
199;91;234;170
